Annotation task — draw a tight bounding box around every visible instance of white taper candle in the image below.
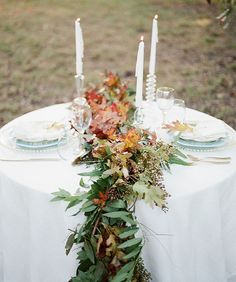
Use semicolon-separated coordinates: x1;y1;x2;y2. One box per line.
75;18;84;76
148;15;158;75
135;36;145;108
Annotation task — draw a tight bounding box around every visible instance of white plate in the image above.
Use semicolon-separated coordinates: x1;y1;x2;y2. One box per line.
0;125;67;153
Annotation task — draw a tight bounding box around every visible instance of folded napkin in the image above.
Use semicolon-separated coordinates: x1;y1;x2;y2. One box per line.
181;120;227;142
12;121;65;142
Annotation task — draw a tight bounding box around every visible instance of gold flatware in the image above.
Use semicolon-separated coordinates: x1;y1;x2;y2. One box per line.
187;154;231;164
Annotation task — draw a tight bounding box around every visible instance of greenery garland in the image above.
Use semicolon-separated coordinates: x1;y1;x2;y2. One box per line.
52;72;189;282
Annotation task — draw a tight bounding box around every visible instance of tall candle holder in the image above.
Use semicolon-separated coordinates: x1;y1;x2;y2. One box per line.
145;73;156;102
74;74;85;97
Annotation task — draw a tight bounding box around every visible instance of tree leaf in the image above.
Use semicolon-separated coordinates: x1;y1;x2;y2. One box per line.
84;241;95;264
77;249;88;261
119;227;139;239
103;211;129;218
169;156;190;166
113;261;135;278
120;215;136;226
79;178;89;188
118;238;142;249
66;199;82;210
65;233;75;255
51;188;71;201
81;205;97;213
94;261;106;281
107;200;126;209
123;246;141;260
79;170;102;177
111;273;128;282
133;181;147;195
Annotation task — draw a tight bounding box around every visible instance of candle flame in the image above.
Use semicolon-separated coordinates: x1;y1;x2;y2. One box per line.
155;14;158;20
140;35;144;41
76;18;80;22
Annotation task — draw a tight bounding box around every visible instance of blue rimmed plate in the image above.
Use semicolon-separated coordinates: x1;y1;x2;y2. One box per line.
176;137;227;151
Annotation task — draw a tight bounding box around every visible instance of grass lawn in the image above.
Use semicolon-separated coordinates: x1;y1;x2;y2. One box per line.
0;0;235;128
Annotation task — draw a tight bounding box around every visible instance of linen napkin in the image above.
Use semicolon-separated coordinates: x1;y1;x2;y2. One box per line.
181;120;227;142
12;121;64;142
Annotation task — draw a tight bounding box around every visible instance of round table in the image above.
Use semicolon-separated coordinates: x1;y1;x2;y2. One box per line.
0;104;236;282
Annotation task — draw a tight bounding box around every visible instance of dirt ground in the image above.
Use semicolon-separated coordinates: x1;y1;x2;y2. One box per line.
0;0;235;128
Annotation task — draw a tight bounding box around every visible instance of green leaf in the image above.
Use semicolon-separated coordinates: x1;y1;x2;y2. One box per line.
120;215;136;226
79;170;102;177
107;200;126;209
144;186;165;207
81;200;97;212
105;145;112;156
103;211;129;218
81;205;97;213
119;227;139;239
50;196;64;202
94;261;106;282
65;233;75;255
133;181;147;195
174;149;187;159
113;261;135;279
123;247;141;260
77;249;88;261
71;278;80;282
169;156;190;166
66;199;82;210
84;241;95;264
51;188;71;201
52;188;71;197
111;273;128;282
118;238;142;249
79;178;89;188
82;200;94;208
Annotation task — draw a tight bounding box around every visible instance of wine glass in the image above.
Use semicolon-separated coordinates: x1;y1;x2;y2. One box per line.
72;97;91;132
57;97;92;161
133;107;145;128
72;97;92;152
156;87;175;125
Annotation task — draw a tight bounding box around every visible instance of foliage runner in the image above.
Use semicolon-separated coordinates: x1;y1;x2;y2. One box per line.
52;73;189;282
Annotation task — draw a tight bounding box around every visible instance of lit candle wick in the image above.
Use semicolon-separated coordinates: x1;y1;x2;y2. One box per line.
140;35;144;41
155;14;158;20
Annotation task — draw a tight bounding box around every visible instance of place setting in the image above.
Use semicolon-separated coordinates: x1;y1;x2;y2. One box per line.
133;86;234;165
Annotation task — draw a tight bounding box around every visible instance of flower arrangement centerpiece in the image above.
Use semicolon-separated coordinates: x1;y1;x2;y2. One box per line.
52;72;189;282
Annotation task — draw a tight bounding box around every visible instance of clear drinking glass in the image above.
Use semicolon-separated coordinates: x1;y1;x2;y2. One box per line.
133;107;145;128
156;87;175;125
72;97;92;133
72;97;92;152
57;97;92;160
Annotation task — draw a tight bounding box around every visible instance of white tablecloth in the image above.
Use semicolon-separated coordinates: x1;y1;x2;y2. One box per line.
0;104;236;282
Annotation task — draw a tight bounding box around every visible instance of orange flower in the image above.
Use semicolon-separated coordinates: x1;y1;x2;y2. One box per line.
122;128;141;151
104;72;119;88
93;191;109;208
85;89;103;104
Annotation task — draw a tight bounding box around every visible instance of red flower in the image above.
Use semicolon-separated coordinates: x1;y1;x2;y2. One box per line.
93;191;109;208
